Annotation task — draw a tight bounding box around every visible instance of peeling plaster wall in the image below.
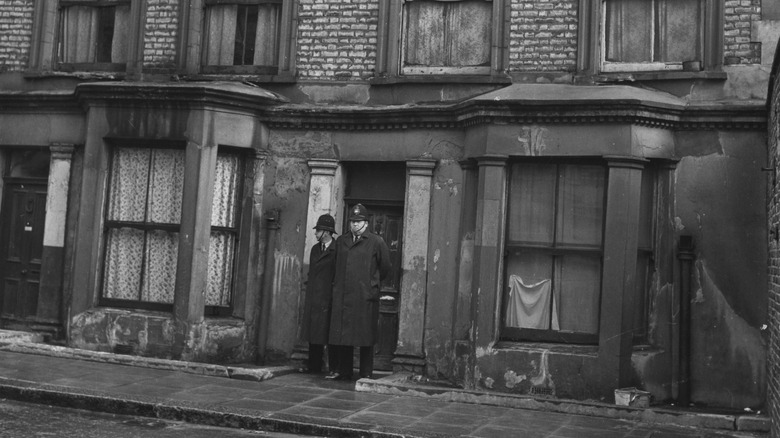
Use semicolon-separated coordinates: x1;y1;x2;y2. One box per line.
424;160;465;379
673;130;768;408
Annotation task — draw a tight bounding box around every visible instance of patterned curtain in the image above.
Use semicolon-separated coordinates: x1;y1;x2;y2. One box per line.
206;153;241;306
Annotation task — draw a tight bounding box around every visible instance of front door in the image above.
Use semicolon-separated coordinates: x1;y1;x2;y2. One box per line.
0;181;47;321
346;204;404;371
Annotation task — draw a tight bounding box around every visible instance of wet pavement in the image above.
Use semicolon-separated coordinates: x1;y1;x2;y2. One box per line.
0;345;769;438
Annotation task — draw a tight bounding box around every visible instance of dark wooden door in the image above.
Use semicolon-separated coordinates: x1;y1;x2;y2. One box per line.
0;182;47;320
346;204;404;371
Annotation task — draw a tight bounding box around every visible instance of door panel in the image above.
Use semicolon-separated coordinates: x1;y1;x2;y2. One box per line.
0;182;47;320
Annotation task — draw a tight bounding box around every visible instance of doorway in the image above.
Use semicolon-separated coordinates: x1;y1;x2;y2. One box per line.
343;162;406;371
0;181;47;321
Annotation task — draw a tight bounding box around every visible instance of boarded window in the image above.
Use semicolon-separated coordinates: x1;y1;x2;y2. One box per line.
603;0;703;72
402;0;492;75
503;163;605;343
58;2;130;69
202;0;282;74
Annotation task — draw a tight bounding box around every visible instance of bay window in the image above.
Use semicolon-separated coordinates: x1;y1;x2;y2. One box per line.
101;146;243;312
502;162;605;344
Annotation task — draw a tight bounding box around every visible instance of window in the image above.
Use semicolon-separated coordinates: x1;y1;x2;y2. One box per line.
602;0;703;72
102;147;184;309
376;0;507;79
402;0;492;75
502;162;605;344
57;1;130;71
202;0;283;75
206;151;244;312
101;146;243;311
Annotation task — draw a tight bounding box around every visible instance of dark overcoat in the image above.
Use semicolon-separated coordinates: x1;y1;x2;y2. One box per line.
300;241;336;345
329;230;392;347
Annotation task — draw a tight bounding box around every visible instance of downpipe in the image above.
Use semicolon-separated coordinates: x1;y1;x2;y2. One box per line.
676;235;695;406
256;209;280;364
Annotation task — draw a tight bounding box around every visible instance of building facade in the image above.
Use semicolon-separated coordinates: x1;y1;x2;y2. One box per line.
0;0;774;411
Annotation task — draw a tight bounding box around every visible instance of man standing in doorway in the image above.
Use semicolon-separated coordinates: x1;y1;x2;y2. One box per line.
299;214;338;374
327;204;392;380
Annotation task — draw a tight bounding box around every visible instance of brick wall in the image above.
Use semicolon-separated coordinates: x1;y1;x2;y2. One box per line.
0;0;32;72
297;0;379;80
768;60;780;438
144;0;178;70
508;0;578;73
724;0;762;64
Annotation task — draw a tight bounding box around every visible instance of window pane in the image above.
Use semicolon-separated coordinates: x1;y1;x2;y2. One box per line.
253;3;281;66
212;153;240;228
505;252;555;329
207;231;235;307
147;149;185;224
447;1;491;67
605;0;653;62
139;230;178;304
404;1;447;66
108;148;150;222
656;0;701;62
103;227;144;300
557;165;604;246
507;164;556;244
60;6;99;63
206;5;238;65
557;255;601;334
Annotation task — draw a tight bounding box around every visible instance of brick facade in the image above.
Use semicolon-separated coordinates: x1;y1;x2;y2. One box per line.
297;0;379;80
508;0;578;73
724;0;762;64
0;0;32;72
144;0;179;70
768;59;780;438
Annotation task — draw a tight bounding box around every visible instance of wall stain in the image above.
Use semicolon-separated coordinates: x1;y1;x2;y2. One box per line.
517;126;549;155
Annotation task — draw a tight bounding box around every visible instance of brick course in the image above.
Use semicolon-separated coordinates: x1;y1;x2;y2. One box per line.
724;0;762;64
297;0;379;80
509;0;578;73
0;0;32;72
768;59;780;438
144;0;178;70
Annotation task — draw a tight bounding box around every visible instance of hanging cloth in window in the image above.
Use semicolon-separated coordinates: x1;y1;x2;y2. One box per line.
505;275;559;330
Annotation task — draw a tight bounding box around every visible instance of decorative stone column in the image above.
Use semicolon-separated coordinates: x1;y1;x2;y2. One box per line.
38;144;75;329
393;159;436;373
292;159;342;363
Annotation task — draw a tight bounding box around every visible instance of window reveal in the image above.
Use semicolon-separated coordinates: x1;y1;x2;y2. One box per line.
58;2;130;66
203;1;282;72
402;0;492;75
603;0;703;72
503;163;605;342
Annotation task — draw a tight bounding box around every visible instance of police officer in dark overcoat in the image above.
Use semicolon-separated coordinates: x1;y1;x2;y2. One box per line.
299;214;338;374
327;204;391;380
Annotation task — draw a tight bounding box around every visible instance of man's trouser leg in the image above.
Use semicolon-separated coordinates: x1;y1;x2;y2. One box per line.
307;344;324;372
359;345;374;379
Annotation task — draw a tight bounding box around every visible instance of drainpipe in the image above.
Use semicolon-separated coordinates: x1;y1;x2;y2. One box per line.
256;209;280;364
677;234;695;406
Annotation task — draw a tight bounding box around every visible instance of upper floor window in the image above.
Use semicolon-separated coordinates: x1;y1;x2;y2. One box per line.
376;0;507;79
601;0;710;73
183;0;296;78
402;0;492;75
57;1;131;72
202;0;282;74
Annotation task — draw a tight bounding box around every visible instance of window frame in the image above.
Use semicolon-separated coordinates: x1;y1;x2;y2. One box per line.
576;0;723;77
501;159;607;345
376;0;509;81
29;0;144;75
181;0;297;79
99;142;186;312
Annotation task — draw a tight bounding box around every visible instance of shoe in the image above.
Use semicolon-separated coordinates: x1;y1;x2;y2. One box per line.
359;374;373;380
325;372;352;381
298;367;321;374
